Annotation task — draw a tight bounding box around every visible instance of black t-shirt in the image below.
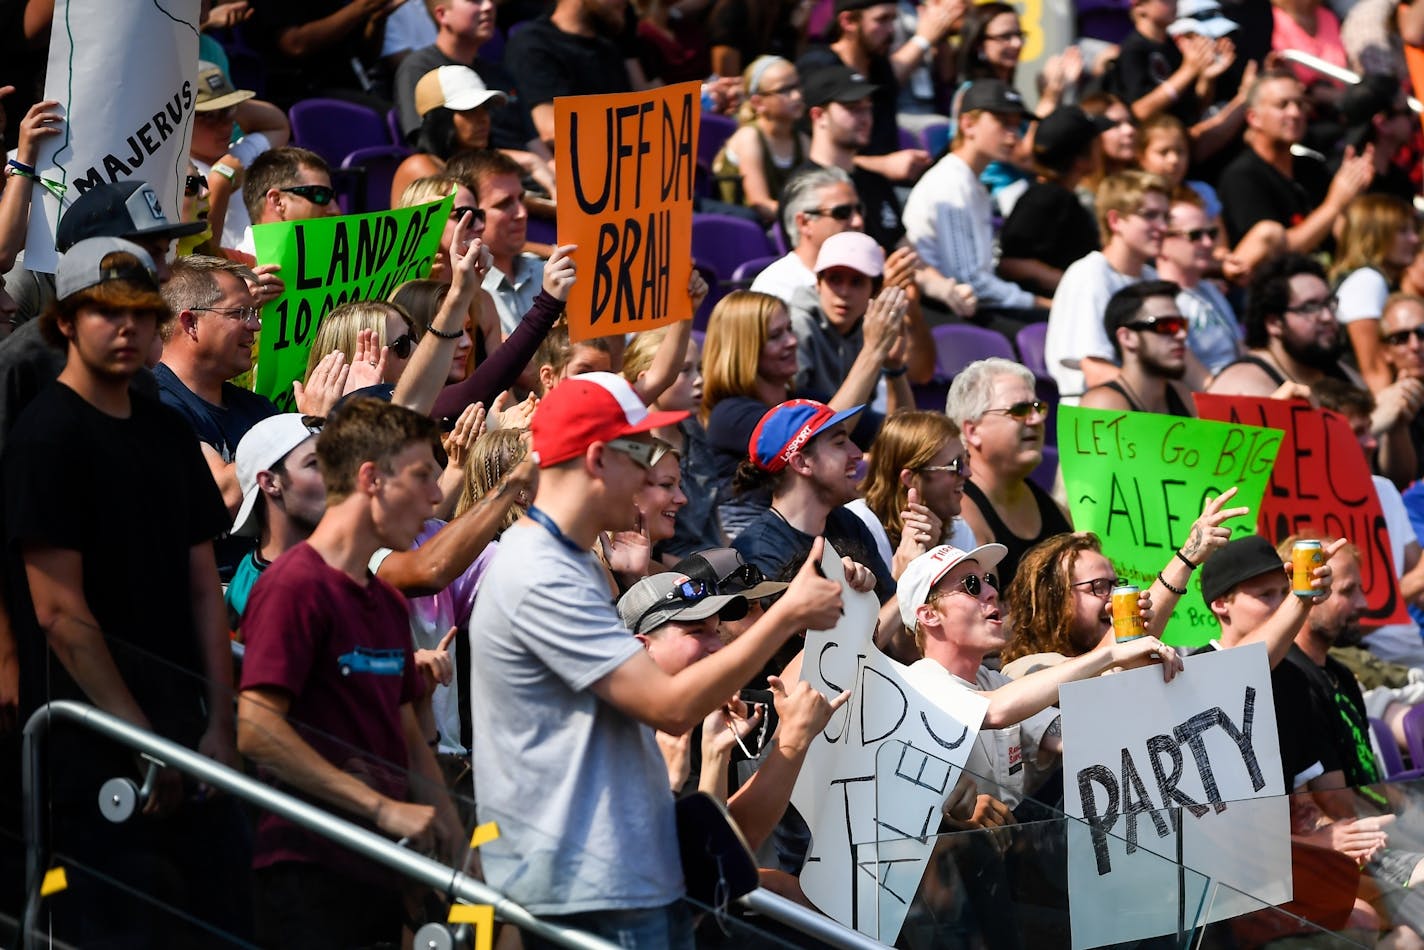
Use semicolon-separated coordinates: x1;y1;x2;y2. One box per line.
153;363;277;579
1218;147;1332;246
1114;30;1202;125
504;15;632;115
798;46;901;157
706;0;803;67
3;385;229;797
998;180;1100;276
393;45;538;152
256;0;379;101
732;506;896;603
1271;645;1382;790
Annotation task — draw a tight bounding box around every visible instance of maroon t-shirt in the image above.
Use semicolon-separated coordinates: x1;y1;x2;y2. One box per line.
240;542;421;874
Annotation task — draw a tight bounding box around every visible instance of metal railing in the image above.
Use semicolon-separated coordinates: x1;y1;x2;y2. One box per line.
21;701;884;949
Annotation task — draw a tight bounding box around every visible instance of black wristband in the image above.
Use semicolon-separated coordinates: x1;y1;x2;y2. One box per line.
1175;550;1197;571
425;322;465;340
882;364;909;378
1157;572;1187;596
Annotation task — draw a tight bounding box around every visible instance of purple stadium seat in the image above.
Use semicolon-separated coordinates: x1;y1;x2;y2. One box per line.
1036;376;1060;446
770;219;790;255
1402;705;1424;773
692;214;774;287
731;255;780;284
1016;322;1049;380
1029;444;1058;493
693;263;721;331
930;323;1016;379
897;126;922;152
340;145;411;214
699;113;739;171
922;121;951;158
289;98;393;168
1374;717;1409;777
387;108;405;146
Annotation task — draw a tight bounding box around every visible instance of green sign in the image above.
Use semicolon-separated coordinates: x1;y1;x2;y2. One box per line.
1058;406;1282;647
252;195;453;410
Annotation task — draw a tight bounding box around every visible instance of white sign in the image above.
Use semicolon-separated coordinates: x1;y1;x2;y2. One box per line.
793;543;988;944
1061;643;1291;948
25;0;201;272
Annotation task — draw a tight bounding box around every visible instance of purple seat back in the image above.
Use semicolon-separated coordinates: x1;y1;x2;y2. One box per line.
691;214;774;287
699;113;739;170
339;145;412;214
289;98;393;167
731;255;780;284
1015;322;1049;380
930;323;1015;379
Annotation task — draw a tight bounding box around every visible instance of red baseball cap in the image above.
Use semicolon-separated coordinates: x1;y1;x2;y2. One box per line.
530;372;689;467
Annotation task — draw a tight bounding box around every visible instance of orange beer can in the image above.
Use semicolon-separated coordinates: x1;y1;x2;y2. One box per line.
1111;585;1145;643
1292;540;1324;598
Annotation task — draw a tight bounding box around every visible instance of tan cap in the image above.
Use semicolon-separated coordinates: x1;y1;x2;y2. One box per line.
413;66;507;117
195;61;255;112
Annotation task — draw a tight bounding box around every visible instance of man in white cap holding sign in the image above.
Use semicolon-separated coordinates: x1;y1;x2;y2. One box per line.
899;543;1182;812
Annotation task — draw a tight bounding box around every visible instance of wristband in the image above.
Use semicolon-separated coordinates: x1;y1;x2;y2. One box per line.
426;322;465;340
7;158;35;176
882;364;909;378
1160;80;1179;102
212;162;237;181
1157;572;1187;596
910;34;933;54
1175;549;1197;570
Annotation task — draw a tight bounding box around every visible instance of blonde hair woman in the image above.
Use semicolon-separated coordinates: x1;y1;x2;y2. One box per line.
1331;193;1419;392
711;55;808;224
305;299;416;385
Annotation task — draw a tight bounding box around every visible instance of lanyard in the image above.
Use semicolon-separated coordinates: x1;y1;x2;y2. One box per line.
526;506;586;555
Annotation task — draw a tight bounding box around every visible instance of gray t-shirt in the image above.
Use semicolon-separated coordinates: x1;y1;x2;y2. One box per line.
467;519;684;914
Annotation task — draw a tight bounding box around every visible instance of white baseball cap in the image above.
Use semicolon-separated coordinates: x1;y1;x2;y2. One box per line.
414;66;508;117
897;543;1008;629
231;414;323;537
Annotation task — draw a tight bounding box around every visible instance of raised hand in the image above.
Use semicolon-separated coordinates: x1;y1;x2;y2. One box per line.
1177;486;1251;568
344;329;388;393
542;244;578;302
779;538;846;631
293;350;351;416
442;402;486;470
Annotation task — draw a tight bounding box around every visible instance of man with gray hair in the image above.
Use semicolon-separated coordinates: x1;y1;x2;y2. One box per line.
751;166;864;305
945;357;1071;589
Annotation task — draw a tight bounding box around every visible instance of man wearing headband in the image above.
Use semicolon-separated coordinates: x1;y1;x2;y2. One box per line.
2;237;244;943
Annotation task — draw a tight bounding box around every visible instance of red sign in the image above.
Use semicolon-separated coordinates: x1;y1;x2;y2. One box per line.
1194;393;1407;625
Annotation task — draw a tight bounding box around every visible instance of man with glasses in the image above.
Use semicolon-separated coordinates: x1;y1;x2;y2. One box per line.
901;542;1180;810
1081;279;1196;416
468;372;844;948
1208;252;1362;397
1045;169;1177;400
904;79;1050;332
752;166;864;305
1155;191;1241;375
1218;70;1375;276
237;147;338;258
947;358;1070;589
158;256;279;577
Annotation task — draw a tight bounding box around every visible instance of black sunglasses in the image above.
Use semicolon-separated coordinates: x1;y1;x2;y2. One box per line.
1384;326;1424;346
1124;315;1188;336
634;578;717;629
185;174;208;197
451;205;486;226
389;333;414;359
720;563;766;591
281;184;335;206
936;571;998;599
805;202;863;222
1165;226;1219;242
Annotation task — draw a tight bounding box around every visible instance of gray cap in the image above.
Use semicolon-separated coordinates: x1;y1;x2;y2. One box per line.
618;573;748;637
55;237;159;300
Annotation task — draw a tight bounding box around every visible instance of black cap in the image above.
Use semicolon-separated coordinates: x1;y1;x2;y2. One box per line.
957;79;1031;118
803;65;879;108
1034;105;1114;168
1199;535;1286;604
673;548;790;600
1339;73;1400;152
56;180;204;253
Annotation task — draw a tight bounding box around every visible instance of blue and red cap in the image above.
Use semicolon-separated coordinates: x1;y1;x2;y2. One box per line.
747;399;864;473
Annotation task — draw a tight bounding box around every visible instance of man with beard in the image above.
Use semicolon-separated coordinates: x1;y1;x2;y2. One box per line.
503;0;632;147
1081;280;1195;416
1208;253;1361;397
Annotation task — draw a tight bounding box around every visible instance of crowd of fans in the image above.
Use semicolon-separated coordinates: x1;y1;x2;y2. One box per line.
6;0;1424;946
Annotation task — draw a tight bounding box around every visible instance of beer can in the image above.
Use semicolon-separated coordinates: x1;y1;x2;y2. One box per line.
1292;540;1325;598
1111;585;1145;643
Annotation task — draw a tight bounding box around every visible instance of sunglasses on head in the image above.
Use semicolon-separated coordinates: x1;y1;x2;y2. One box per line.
635;577;717;629
1124;314;1187;335
805;202;863;222
281;184;335;206
984;400;1047;421
937;570;997;599
451;205;486;226
388;332;414;359
1071;576;1120;598
1384;326;1424;346
185;174;208;197
605;437;659;469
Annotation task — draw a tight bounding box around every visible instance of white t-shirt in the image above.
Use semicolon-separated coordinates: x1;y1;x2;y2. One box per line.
844;497;977;574
1335;267;1390;325
749;252;815;305
1045;251;1157;400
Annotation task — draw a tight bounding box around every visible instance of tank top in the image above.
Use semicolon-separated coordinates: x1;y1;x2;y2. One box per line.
1100;380;1194;417
713;127;806;208
962;479;1073;589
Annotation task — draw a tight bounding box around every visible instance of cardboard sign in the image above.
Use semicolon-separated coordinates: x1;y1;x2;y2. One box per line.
1195;394;1408;625
25;0;201;273
251;196;451;410
553;82;698;342
793;543;988;943
1058;407;1281;647
1061;644;1290;948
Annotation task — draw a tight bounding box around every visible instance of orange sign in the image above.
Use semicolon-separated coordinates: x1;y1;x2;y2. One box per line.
554;81;699;342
